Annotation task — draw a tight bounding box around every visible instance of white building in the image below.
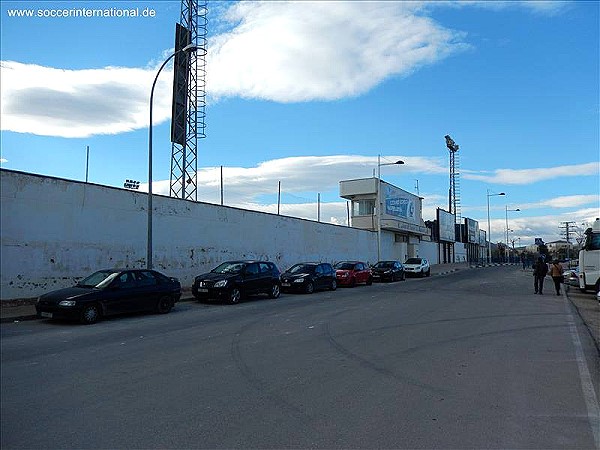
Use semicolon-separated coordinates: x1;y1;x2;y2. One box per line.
339;178;429;262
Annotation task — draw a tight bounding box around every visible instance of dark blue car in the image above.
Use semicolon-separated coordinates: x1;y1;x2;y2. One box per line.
35;269;181;324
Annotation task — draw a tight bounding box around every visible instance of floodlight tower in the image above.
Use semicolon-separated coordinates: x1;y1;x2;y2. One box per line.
445;135;461;226
169;0;208;200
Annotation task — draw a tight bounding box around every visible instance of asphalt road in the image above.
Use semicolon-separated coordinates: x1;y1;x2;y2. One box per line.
2;267;599;449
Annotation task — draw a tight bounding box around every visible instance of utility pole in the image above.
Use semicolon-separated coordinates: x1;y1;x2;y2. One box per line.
559;221;576;262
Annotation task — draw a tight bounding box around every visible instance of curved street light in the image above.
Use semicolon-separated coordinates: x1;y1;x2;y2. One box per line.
147;43;198;269
377;155;404;262
505;206;521;262
486;190;505;263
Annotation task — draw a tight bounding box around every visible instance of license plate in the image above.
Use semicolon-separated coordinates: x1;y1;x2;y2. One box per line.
41;312;53;318
282;283;291;287
198;288;209;293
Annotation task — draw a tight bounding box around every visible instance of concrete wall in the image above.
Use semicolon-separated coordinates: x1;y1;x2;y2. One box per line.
417;240;440;264
0;170;378;301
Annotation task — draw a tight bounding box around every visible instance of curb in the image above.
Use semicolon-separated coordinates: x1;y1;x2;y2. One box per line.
565;287;600;354
1;314;39;324
1;295;197;324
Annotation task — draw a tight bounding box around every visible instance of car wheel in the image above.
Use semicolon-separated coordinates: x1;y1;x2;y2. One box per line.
80;304;100;325
156;296;173;314
366;276;373;286
419;270;425;278
330;279;337;291
305;281;315;294
228;287;241;304
269;283;280;299
350;278;356;288
401;272;406;281
426;269;431;277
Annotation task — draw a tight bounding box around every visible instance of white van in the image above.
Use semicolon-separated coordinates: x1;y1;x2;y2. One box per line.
578;218;600;294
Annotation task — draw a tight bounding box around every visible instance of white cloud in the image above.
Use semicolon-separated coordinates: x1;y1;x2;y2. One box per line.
0;61;173;138
525;195;599;209
136;155;599;245
1;1;469;138
485;207;599;245
207;1;469;102
465;194;599;214
463;162;599;184
435;1;569;15
144;154;446;204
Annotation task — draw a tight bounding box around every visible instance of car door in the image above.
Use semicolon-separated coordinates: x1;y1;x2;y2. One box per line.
258;262;275;294
242;263;261;295
103;271;141;315
314;264;325;290
134;270;161;311
355;263;367;283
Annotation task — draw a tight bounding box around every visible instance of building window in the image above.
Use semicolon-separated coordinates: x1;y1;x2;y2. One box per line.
395;234;407;243
354;199;375;216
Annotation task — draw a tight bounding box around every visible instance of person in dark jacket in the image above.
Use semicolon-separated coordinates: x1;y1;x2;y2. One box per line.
533;257;548;295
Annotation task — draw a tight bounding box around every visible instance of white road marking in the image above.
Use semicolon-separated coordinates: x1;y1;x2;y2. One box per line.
563;292;600;449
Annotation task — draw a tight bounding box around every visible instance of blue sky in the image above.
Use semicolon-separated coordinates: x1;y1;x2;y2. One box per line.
1;0;598;245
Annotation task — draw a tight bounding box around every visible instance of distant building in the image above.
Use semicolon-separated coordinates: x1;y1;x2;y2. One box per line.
546;240;570;253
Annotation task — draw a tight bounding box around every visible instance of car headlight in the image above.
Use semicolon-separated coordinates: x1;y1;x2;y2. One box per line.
58;300;76;307
214;280;228;288
293;278;305;283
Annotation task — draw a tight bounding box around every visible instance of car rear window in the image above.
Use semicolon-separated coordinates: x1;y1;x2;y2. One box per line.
288;264;316;274
405;258;422;264
375;262;394;268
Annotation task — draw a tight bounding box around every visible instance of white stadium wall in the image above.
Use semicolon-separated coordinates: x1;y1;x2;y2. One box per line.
0;170;378;301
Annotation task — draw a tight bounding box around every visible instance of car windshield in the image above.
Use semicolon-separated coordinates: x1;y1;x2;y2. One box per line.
374;262;394;268
287;264;315;274
334;262;355;270
76;270;117;288
405;258;422;264
211;262;245;274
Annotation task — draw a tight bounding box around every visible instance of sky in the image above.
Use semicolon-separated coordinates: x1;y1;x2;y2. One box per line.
1;0;598;247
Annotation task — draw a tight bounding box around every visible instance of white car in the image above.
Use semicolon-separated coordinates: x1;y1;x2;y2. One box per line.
403;257;431;277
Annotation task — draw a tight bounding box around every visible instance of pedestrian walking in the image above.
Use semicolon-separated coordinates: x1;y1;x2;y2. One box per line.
549;259;564;296
533;257;548;295
521;254;526;270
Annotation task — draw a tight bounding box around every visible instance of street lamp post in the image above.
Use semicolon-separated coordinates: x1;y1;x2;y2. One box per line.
147;43;198;269
486;190;505;263
505;206;520;263
376;155;404;262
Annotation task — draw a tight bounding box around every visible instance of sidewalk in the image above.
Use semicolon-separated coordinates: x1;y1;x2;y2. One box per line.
0;263;473;323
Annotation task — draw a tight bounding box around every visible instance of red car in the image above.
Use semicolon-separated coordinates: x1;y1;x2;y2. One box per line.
334;261;372;287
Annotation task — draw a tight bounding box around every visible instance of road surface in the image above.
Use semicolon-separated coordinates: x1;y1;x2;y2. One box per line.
2;267;598;449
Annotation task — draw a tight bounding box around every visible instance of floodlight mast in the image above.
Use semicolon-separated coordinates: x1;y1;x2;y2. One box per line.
445;135;461;261
169;0;208;201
